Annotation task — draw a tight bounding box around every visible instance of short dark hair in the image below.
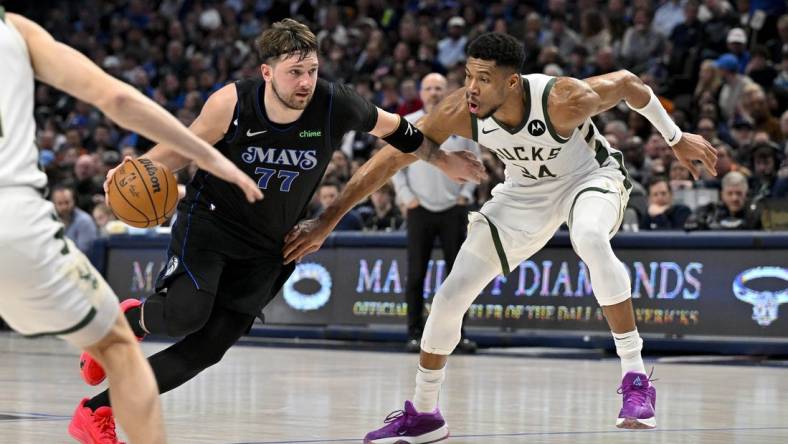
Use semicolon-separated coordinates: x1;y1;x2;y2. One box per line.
647;176;670;192
256;19;318;64
320;180;341;192
467;33;525;72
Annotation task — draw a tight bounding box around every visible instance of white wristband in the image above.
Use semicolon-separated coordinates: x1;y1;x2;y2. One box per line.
626;86;682;146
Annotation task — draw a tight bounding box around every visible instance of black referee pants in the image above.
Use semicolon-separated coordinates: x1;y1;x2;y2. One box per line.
405;204;469;340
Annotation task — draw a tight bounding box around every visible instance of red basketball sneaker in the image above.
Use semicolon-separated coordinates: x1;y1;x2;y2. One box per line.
79;298;145;385
68;398;125;444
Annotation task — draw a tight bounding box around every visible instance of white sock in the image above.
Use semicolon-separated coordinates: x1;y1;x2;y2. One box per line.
612;329;646;378
413;365;445;413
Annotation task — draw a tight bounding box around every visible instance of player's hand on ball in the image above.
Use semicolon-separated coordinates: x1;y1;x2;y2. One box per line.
671;133;718;180
103;156;134;207
283;218;332;264
195;152;264;203
437;150;487;184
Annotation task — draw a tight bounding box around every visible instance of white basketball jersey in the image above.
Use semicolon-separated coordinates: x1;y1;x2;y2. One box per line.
0;11;48;190
473;74;630;193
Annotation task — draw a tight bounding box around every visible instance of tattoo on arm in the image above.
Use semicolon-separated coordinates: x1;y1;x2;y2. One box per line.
412;136;440;163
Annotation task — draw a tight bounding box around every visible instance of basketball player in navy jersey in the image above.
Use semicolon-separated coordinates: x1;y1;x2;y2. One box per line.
73;19;485;442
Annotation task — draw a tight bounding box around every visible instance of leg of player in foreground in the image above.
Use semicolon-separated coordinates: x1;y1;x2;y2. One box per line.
4;10;265;443
0;198;163;444
71;314;164;444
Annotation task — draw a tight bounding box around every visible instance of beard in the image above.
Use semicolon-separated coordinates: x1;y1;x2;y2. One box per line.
478;104;501;120
271;79;313;110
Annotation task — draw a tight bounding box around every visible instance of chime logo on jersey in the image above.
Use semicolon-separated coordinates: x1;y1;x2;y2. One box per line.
240;146;318;170
528;119;546;137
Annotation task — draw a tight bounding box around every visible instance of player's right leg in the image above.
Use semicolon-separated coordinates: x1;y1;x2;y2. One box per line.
72;312;164;444
0;189;165;444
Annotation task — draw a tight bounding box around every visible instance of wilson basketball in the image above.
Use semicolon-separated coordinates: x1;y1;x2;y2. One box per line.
107;158;178;228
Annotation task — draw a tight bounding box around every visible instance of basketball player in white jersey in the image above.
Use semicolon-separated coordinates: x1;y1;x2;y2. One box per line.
0;10;262;444
283;32;717;442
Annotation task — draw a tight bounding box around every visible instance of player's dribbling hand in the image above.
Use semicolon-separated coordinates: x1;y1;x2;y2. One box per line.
282;218;331;264
437;150;487;184
195;152;263;203
671;133;718;180
103;156;134;207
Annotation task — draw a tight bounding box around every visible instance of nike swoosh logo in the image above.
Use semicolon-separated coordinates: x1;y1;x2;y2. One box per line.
247;129;268;137
481;127;499;134
669;130;678;143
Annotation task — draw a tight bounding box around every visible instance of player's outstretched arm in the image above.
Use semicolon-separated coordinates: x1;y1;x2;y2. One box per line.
549;71;717;180
8;13;262;203
282;89;486;264
368;89;487;184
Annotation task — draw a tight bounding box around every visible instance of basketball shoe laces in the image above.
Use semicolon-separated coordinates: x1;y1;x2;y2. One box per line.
95;413;119;441
383;408;411;430
616;368;657;405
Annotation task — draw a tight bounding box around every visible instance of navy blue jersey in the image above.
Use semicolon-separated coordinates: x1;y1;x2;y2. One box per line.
178;78;377;254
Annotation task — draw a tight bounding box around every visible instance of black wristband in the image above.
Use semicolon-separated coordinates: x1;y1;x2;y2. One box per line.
382;117;424;153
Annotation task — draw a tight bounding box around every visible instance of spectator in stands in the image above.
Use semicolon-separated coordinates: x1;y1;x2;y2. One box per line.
725;28;750;74
748;141;783;201
620;8;665;74
669;162;695;191
361;182;402;232
693;60;723;110
746;46;779;91
699;0;739;55
51;186;97;253
437;17;468;69
741;87;783;142
653;0;687;37
622;136;652;186
92;203;116;237
641;176;692;230
580;10;611;57
73;154;104;213
716;53;754;124
316;181;363;231
540;14;581;61
686;171;761;230
730;117;755;155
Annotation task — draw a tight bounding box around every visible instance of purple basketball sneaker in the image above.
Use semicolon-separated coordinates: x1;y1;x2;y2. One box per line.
616;371;657;429
364;400;449;444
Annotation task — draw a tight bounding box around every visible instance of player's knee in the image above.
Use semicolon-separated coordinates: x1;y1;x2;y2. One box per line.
421;291;465;353
571;224;609;257
165;291;214;337
84;323;138;370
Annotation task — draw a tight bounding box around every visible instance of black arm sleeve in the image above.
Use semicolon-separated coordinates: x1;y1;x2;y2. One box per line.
331;82;379;135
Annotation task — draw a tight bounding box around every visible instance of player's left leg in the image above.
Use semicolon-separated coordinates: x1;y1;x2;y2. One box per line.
569;189;656;429
80;304;255;414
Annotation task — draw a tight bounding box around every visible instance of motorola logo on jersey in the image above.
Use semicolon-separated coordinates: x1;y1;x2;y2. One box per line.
241;146;318;170
733;266;788;326
283;263;333;311
528;120;546;137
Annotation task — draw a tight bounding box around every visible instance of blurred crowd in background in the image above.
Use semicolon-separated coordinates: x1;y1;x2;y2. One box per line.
6;0;788;253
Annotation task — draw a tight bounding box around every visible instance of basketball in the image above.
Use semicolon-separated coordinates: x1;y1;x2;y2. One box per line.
107;158;178;228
